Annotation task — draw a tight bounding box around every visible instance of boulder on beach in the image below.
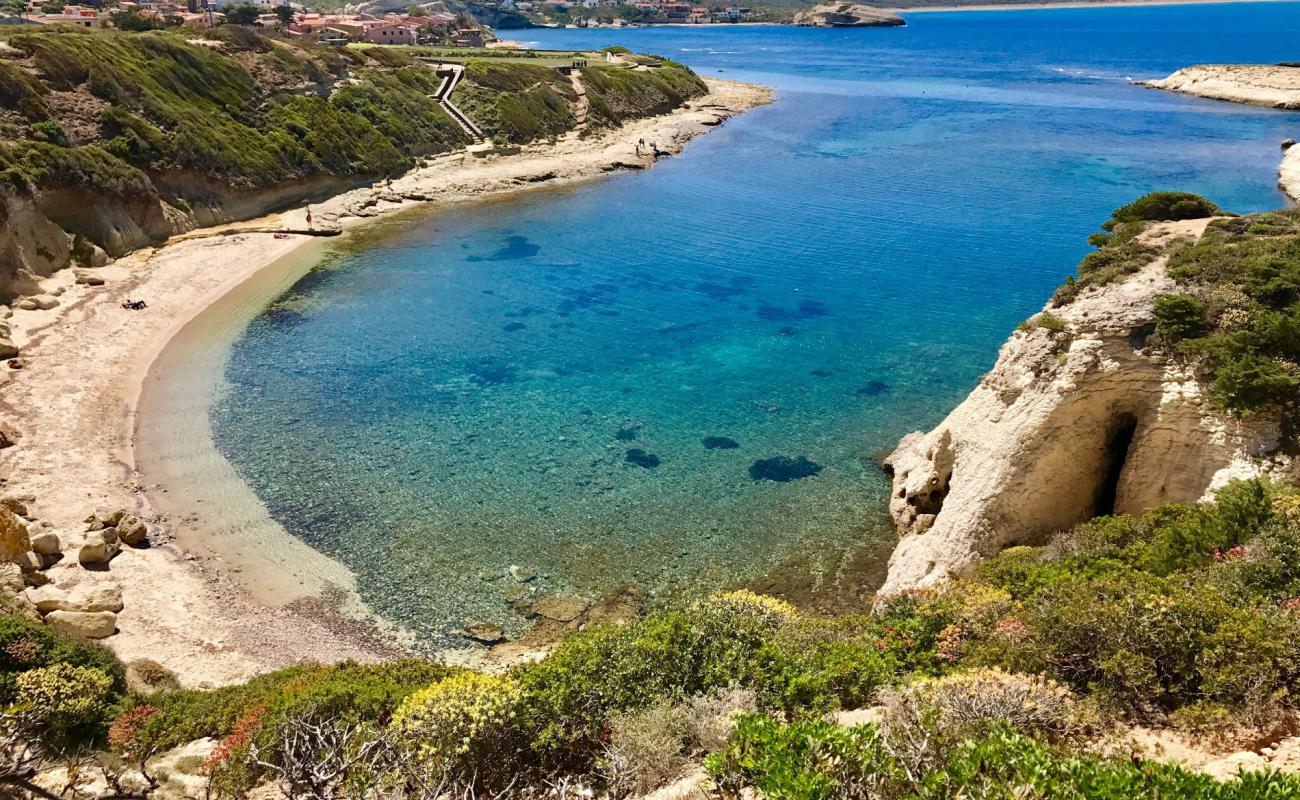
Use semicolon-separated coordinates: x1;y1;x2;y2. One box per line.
116;514;149;546
0;421;18;449
73;269;105;287
0;563;23;594
0;506;32;563
1;493;33;518
0;339;17;361
45;609;117;639
14;294;59;311
30;531;60;557
79;531;120;566
85;508;126;531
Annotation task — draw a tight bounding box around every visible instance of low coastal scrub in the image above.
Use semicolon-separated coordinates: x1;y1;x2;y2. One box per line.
9;481;1300;795
1158;210;1300;411
1048;192;1300;414
706;719;1294;800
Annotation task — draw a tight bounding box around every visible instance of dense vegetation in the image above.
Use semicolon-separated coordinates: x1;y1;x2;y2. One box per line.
0;27;706;205
1049;192;1300;414
8;478;1300;796
1157;210;1300;412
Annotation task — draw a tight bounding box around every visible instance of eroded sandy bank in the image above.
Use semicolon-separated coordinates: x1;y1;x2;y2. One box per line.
0;77;772;687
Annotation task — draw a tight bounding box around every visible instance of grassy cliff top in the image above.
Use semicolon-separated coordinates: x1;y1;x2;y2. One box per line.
0;27;705;198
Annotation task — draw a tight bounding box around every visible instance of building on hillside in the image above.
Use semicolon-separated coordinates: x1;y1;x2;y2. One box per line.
686;5;709;22
365;20;419;44
450;27;483;46
206;0;288;9
36;5;100;26
660;2;690;19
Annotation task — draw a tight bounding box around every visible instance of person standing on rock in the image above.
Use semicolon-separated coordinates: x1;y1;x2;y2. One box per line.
306;206;313;230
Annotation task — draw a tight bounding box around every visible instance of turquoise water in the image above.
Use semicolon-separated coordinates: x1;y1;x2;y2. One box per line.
214;2;1300;647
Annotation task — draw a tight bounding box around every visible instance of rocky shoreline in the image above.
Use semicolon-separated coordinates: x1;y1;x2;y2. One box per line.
1139;64;1300;110
0;77;772;687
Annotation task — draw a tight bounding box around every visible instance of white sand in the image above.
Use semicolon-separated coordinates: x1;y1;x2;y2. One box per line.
0;78;771;687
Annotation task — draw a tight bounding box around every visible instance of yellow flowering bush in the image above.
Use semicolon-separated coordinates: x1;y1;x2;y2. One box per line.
703;590;798;627
16;663;114;721
390;672;522;775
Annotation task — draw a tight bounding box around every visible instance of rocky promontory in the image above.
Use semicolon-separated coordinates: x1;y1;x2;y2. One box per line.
793;3;905;27
1140;64;1300;109
881;194;1300;594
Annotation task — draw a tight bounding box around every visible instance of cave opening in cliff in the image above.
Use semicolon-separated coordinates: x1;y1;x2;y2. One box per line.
1095;413;1137;517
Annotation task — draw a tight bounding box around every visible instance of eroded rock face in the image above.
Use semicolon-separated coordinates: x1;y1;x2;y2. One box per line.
792;3;904;27
880;222;1296;594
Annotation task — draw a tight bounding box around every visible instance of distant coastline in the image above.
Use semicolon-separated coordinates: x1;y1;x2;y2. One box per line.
894;0;1299;12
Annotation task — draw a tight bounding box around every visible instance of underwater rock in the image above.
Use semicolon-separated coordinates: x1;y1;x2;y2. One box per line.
749;456;823;482
462;622;506;644
467;360;518;386
530;595;588;623
625;449;661;469
615;426;639;442
856;380;891;397
810;369;833;378
508;565;536;583
502;322;527;332
702;436;740;450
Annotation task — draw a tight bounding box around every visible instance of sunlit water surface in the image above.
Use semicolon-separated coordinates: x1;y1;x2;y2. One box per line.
213;2;1300;646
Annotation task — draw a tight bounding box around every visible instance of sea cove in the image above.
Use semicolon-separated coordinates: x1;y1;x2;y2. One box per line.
203;3;1300;647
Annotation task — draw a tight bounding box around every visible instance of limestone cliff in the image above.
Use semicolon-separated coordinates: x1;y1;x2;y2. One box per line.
1281;144;1300;204
881;218;1298;594
1140;64;1300;110
793;3;905;27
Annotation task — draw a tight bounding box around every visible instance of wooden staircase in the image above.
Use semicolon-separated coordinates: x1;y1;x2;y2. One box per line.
417;59;487;143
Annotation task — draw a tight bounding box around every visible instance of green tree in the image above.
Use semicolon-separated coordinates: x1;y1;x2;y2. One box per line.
224;3;259;24
273;3;293;23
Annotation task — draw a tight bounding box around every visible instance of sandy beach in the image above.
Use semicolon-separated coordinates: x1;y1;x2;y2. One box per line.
0;77;770;687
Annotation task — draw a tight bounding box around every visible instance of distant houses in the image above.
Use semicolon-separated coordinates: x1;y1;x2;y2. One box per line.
7;0;486;45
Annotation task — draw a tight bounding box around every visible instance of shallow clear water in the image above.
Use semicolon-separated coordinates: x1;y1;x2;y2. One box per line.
214;2;1300;647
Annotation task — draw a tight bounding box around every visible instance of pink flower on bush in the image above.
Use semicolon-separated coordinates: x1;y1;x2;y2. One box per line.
936;624;963;665
994;616;1031;644
204;703;267;773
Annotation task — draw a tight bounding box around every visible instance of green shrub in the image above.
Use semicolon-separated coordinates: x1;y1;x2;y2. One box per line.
1037;312;1067;333
1111;191;1223;223
706;717;1300;800
129;659;454;754
15;663;116;748
1154;292;1207;341
0;613;126;709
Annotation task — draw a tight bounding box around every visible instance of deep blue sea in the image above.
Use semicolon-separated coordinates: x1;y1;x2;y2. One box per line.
213;2;1300;646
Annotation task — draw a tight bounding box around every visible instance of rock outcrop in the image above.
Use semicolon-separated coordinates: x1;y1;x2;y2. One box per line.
881;220;1296;594
0;506;31;563
793;3;904;27
1281;143;1300;204
1140;64;1300;109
